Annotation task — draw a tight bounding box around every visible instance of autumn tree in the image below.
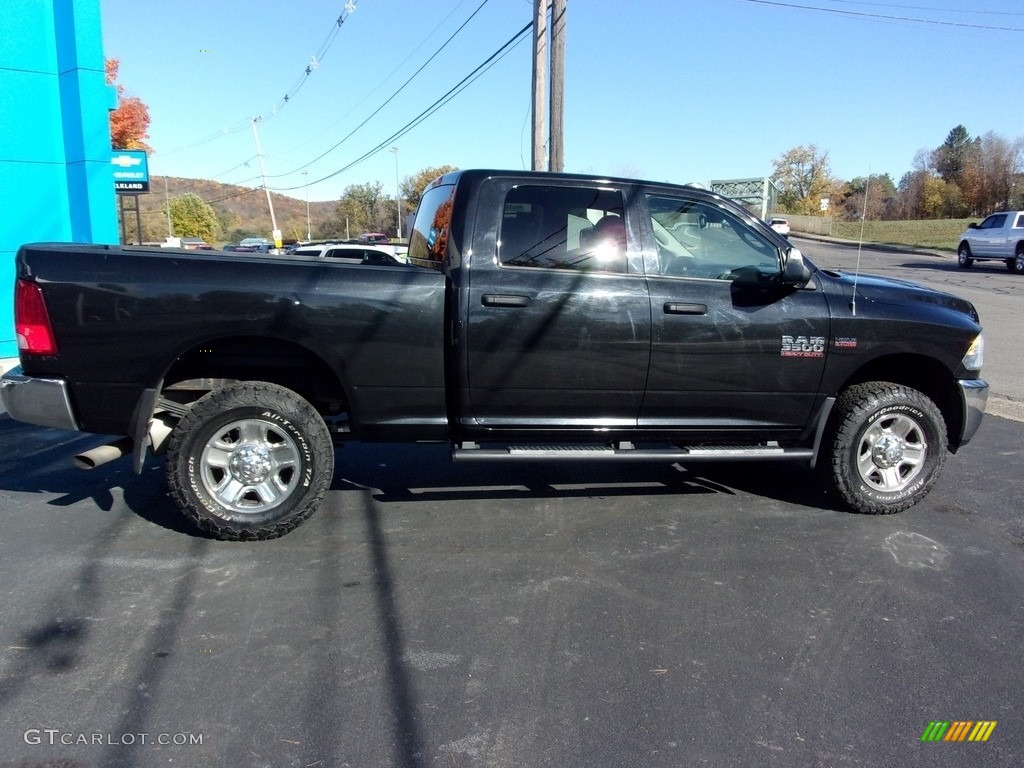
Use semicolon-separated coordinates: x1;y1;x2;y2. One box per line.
771;145;836;215
401;165;459;213
105;59;152;151
166;193;219;242
331;181;390;236
839;174;898;221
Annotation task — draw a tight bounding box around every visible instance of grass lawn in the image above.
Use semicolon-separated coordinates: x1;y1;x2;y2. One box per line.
831;219;974;251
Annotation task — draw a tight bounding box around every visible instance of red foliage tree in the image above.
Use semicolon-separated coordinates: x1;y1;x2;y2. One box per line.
106;58;152;151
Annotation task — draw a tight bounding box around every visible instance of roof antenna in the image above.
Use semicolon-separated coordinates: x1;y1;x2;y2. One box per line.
851;168;870;316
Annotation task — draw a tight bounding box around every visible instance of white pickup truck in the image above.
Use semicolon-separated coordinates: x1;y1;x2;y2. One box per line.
957;210;1024;274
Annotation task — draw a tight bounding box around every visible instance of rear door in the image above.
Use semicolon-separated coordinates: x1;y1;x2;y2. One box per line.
463;178;651;430
639;190;830;433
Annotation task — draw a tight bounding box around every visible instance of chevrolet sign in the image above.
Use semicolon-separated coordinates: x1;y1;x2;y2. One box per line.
112;150;149;193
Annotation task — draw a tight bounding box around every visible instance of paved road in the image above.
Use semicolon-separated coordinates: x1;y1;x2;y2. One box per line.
0;412;1021;767
793;236;1024;419
1;239;1021;767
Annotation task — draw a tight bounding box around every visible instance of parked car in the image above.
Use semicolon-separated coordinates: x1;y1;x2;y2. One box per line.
767;217;790;237
956;211;1024;273
291;243;408;266
357;232;391;244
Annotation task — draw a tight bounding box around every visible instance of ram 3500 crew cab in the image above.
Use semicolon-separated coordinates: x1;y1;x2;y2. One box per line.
1;170;988;539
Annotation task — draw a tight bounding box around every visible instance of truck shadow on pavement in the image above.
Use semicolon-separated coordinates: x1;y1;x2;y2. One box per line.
329;441;845;513
0;415;213;538
0;417;846;540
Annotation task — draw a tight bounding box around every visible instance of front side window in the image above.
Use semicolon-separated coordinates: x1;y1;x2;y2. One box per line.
647;195;780;280
981;214;1007;229
499;185;627;273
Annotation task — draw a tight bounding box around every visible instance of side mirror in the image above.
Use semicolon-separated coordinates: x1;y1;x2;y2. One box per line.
782;247;812;286
967;222;979;229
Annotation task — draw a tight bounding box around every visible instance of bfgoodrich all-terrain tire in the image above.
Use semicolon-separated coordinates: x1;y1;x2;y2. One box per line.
166;382;334;540
822;382;947;515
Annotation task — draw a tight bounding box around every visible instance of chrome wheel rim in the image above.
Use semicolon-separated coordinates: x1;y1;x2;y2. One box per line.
856;413;927;493
200;419;300;514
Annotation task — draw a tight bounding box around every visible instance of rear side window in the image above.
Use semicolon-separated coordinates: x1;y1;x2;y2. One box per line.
408;182;455;269
499;185;627;273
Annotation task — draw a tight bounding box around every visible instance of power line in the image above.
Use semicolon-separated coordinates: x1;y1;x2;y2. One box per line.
821;0;1024;17
737;0;1024;31
272;0;476;157
263;0;494;180
271;21;534;193
155;2;360;160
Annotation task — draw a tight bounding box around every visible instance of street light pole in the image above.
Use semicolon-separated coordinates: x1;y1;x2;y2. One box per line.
302;170;311;240
390;146;402;240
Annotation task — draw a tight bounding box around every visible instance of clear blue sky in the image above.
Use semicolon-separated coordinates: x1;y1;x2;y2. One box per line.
100;0;1024;203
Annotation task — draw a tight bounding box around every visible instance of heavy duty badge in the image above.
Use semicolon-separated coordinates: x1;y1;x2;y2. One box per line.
780;335;826;358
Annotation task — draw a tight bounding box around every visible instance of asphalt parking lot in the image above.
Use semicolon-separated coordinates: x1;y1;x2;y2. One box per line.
0;406;1021;768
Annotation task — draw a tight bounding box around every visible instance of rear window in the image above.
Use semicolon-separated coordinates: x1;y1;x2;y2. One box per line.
408;182;455;269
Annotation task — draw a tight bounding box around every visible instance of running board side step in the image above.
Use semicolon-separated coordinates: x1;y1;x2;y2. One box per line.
451;442;814;463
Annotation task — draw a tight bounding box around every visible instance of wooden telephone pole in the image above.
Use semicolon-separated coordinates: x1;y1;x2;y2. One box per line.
532;0;565;172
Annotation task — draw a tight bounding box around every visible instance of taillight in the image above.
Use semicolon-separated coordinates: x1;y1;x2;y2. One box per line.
15;279;58;355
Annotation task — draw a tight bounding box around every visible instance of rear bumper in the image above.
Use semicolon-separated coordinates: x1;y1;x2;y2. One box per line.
0;366;80;431
957;378;988;445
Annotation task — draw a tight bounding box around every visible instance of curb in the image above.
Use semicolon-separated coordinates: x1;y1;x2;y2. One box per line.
792;232;951;259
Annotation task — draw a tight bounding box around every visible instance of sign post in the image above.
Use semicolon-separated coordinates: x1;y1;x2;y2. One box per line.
112;150;149;244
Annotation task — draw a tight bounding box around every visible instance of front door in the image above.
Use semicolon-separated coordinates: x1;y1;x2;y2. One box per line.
640;191;830;433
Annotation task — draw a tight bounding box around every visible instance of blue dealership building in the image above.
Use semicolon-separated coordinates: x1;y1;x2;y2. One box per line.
0;0;118;371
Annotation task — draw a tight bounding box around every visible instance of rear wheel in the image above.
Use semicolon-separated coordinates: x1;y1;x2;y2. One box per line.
957;244;973;269
166;381;334;540
1013;246;1024;275
821;382;946;515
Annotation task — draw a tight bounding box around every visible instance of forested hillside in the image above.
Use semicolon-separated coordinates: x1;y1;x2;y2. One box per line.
123;176;338;244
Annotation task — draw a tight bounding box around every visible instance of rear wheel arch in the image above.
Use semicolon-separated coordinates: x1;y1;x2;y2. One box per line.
159;335;350;412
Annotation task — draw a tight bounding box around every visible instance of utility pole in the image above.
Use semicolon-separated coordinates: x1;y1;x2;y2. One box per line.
302;170;311;240
532;0;566;172
164;176;173;238
531;0;548;172
251;117;281;249
549;0;565;172
390;146;402;239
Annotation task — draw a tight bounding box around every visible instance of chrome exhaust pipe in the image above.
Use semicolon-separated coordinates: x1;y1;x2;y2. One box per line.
73;436;133;470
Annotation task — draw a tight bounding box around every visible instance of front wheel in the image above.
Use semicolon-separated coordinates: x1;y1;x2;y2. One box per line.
957;244;973;269
821;382;947;515
166;381;334;540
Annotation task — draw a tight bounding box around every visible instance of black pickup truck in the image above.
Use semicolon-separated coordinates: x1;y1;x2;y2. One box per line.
1;169;988;539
